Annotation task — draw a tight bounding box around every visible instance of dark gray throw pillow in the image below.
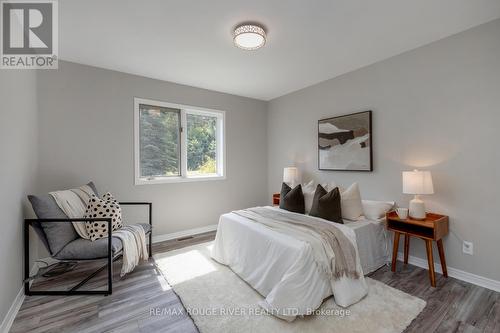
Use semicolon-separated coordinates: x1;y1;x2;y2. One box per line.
279;183;305;214
28;182;98;255
309;184;343;224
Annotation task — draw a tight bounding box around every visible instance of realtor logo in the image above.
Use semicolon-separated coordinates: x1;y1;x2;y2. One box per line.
1;0;58;69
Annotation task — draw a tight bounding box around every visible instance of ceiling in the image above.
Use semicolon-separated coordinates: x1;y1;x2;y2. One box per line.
60;0;500;101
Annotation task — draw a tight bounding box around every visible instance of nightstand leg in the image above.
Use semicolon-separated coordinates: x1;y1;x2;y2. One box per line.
437;239;448;278
425;240;436;287
404;234;410;264
391;232;400;272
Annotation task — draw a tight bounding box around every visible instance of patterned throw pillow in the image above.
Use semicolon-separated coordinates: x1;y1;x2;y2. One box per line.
102;192;118;204
84;192;123;241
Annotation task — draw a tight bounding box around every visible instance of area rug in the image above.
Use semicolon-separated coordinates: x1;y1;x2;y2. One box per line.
154;242;425;333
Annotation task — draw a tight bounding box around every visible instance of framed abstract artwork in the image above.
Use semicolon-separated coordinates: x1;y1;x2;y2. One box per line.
318;110;373;171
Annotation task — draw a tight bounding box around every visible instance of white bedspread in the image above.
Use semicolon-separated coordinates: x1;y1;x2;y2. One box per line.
345;218;390;274
211;207;369;321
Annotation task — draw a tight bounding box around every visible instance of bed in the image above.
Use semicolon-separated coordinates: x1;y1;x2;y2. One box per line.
211;206;391;321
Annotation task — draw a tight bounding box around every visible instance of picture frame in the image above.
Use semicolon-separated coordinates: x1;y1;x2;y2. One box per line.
318;110;373;171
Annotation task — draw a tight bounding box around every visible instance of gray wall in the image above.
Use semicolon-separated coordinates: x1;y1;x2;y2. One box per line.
267;19;500;280
0;71;38;324
37;61;268;236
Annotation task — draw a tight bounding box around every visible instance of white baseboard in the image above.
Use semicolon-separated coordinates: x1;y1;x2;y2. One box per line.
152;224;217;244
0;288;24;333
0;262;47;333
397;252;500;292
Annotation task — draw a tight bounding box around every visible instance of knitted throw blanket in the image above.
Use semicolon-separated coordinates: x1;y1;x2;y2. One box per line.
50;184;95;239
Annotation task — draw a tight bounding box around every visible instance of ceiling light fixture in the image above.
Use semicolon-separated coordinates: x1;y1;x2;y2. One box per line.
233;24;266;50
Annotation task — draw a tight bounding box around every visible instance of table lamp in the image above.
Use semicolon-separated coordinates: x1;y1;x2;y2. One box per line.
402;169;434;220
283;167;298;188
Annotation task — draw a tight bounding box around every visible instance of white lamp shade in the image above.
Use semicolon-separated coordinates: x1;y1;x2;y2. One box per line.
402;170;434;195
283;167;298;186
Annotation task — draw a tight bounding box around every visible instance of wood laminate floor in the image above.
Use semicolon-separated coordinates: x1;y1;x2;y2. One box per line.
10;231;500;333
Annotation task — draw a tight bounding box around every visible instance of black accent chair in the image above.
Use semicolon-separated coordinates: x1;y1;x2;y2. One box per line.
25;201;152;296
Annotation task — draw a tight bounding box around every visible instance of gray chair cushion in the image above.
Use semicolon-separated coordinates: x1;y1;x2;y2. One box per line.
28;181;98;255
54;223;151;260
28;194;78;255
28;221;51;254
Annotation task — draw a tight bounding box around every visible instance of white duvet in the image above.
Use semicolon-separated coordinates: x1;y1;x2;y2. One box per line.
211;206;368;321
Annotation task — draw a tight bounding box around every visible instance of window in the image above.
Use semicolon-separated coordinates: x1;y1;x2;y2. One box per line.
138;104;181;178
134;98;225;184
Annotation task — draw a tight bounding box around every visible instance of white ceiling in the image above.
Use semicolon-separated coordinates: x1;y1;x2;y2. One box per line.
60;0;500;101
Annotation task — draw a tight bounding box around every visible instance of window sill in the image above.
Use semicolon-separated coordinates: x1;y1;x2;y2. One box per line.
135;175;226;185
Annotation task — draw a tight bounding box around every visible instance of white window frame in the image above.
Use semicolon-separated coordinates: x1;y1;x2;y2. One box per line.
134;97;226;185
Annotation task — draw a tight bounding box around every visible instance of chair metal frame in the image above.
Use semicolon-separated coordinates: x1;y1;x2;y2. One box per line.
24;202;152;296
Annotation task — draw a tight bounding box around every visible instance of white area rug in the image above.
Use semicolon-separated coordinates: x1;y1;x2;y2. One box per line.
154;242;426;333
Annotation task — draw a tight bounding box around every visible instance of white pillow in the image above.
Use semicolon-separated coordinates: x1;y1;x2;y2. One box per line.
323;182;344;192
302;180;316;214
362;200;395;220
341;183;364;220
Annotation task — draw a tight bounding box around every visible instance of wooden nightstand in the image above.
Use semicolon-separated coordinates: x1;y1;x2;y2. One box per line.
386;211;449;287
272;193;280;206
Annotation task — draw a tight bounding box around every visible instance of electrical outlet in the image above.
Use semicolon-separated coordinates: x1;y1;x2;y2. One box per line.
463;241;473;255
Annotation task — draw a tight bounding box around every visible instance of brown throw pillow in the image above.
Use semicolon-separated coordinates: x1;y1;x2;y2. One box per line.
279;183;305;214
309;184;343;224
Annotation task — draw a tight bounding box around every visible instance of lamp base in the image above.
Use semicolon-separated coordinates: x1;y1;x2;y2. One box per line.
409;195;426;220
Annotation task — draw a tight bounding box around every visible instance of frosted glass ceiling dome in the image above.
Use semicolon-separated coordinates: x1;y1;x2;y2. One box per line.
233;24;266;50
